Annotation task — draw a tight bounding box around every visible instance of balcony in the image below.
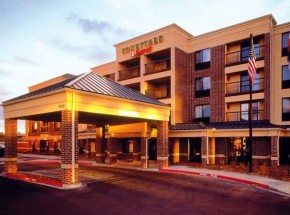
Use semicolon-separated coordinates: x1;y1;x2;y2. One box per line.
226;45;265;65
226;110;265;122
145;86;171;99
226;78;264;95
144;58;171;75
118;66;140;81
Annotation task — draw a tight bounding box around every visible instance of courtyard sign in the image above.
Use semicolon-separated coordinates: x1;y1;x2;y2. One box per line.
122;35;164;57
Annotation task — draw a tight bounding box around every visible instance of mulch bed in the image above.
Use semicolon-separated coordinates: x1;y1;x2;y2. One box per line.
174;162;290;182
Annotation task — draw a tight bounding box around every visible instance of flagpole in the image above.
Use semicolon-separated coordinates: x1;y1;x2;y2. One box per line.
249;77;253;173
248;34;254;173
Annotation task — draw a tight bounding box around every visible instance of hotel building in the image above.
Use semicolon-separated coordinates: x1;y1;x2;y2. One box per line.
25;14;290;168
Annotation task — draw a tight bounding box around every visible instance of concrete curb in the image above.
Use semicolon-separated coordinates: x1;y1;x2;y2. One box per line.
158;168;290;196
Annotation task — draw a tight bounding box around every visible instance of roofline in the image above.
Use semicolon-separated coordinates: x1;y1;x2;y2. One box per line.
190;14;277;40
114;23;193;47
1;88;66;106
68;88;171;109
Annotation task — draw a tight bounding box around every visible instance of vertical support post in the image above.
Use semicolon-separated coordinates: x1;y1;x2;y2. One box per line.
157;121;168;169
4;119;18;174
140;137;148;168
61;110;79;185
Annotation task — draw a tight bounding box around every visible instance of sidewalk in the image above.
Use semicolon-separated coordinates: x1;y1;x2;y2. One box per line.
2;154;290;196
159;165;290;196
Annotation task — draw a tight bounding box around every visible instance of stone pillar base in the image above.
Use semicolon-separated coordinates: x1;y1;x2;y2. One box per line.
4;159;18;173
62;167;78;185
157;157;168;169
108;154;117;165
96;154;106;164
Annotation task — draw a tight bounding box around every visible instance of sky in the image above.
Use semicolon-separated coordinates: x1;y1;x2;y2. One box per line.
0;0;290;133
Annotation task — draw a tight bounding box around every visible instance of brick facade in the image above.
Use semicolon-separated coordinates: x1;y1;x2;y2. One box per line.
157;121;168;169
201;136;208;165
140;137;148;168
61;110;79;184
175;48;191;123
264;33;271;121
95;126;105;163
271;136;278;166
107;137;118;165
4;119;18;173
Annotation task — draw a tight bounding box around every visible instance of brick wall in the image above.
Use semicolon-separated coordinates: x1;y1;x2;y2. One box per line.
107;137;118;165
264;33;271;121
157;121;168;169
271;136;278;166
4;119;18;173
61;110;79;184
140;137;147;168
175;48;191;123
252;137;271;166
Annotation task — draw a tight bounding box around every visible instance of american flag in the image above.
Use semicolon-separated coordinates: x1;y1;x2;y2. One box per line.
248;34;256;85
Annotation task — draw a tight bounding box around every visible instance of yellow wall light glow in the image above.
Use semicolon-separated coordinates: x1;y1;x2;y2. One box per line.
118;110;140;117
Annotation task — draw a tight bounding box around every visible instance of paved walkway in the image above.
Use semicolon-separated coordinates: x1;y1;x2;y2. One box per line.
1;154;290;196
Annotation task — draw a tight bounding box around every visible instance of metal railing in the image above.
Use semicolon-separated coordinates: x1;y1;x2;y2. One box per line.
145;86;171;99
118;66;140;81
226;78;264;94
226;45;265;65
226;110;265;122
145;58;171;75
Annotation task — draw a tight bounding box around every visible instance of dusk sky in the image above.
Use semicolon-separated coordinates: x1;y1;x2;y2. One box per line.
1;0;290;133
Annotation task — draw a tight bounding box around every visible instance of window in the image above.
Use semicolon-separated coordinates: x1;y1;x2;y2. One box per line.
195;76;210;97
32;121;38;133
282;65;290;89
240;72;260;92
122;139;133;153
282;32;290;56
194;104;210;122
241;102;259;121
195;48;210;70
241;39;261;62
54;122;61;132
282;98;290;121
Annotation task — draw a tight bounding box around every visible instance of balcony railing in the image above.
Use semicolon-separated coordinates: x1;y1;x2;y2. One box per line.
40;127;49;133
226;45;265;65
226;78;264;95
118;66;140;81
145;58;171;75
145;86;171;99
226;110;265;122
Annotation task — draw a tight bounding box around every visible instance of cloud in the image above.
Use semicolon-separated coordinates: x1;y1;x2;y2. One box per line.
14;57;38;66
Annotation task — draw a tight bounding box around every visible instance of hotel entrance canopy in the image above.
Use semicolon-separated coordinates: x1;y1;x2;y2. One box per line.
2;72;170;124
2;72;170;187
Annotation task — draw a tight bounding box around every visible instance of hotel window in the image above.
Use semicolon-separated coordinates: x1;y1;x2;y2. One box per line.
240;72;260;92
241;39;261;62
31;121;38;133
240;102;259;121
122;139;133;153
194;104;210;123
54;122;61;132
195;76;210;97
282;65;290;89
195;48;210;70
282;98;290;121
282;32;290;56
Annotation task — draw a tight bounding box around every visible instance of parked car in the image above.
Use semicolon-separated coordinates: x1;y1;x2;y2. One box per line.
0;142;5;157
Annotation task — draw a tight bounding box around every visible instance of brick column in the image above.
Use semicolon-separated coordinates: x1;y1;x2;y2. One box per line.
107;137;117;165
95;127;105;163
201;136;208;165
271;136;278;166
157;121;168;169
133;138;140;161
4;119;18;173
61;110;79;185
171;138;180;163
140;137;148;168
208;137;215;165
